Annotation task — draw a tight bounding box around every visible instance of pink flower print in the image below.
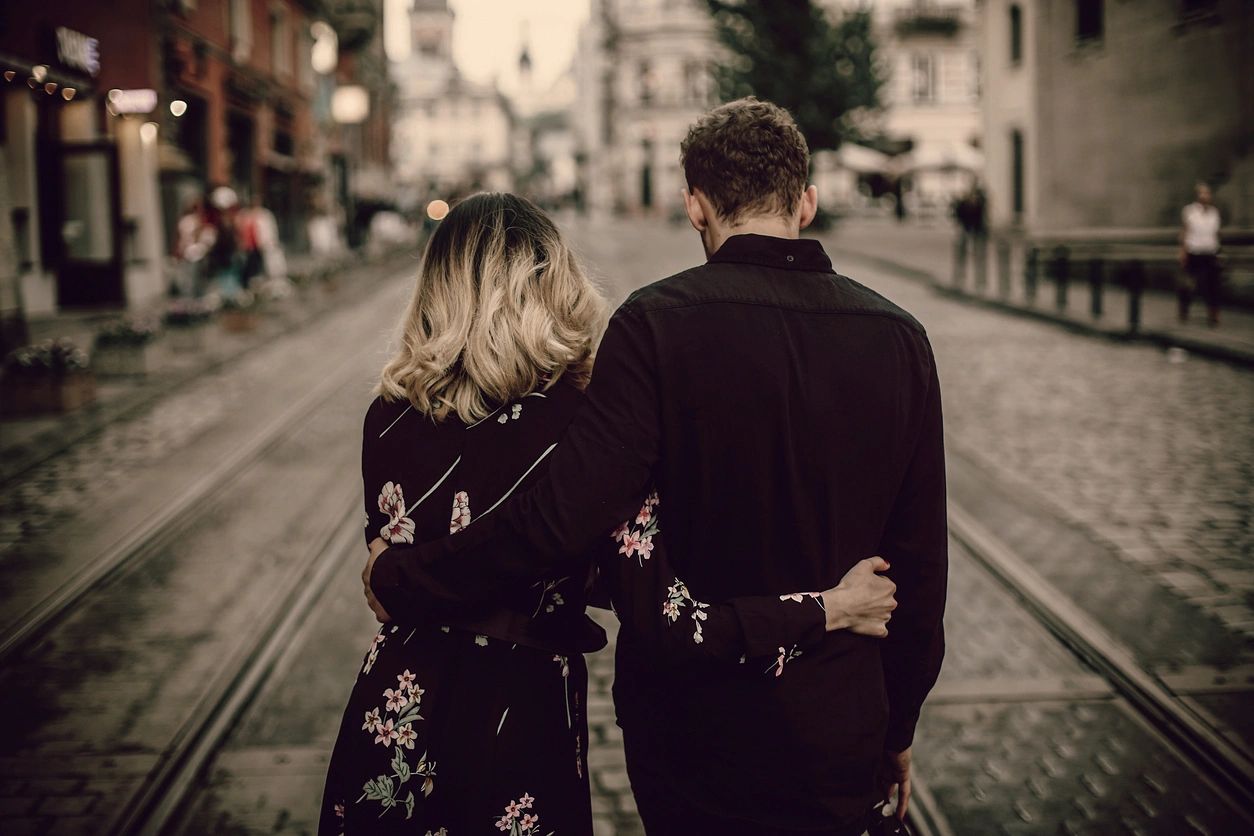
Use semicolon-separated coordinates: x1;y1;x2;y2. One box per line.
396;722;417;749
662;600;680;621
505;801;520;817
635;504;652;526
496;817;512;831
449;490;471;534
610;521;630;542
374;718;399;747
397;669;417;690
521;813;539;829
644;491;659;508
618;530;643;558
519;793;534;809
383;687;408;713
380;513;415;545
362;707;382;732
377;481;405;518
334;802;345;819
635;534;655;560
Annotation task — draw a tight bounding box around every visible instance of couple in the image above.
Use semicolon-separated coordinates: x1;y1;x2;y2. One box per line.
320;98;947;836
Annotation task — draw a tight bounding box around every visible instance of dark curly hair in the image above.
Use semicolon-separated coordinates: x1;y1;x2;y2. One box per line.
680;97;810;224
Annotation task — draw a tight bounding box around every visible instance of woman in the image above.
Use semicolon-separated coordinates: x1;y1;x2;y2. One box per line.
320;193;608;836
321;194;893;835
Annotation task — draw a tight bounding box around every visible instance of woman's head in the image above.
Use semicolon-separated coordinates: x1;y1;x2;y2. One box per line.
378;193;605;422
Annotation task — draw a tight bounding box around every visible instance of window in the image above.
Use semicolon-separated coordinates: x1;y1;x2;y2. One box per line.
1011;129;1025;217
230;0;252;62
271;6;292;77
911;53;935;104
970;51;981;100
1009;4;1023;65
1075;0;1103;44
638;60;654;105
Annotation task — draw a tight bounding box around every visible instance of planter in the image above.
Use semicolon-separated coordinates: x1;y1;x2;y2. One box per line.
167;321;214;353
1;372;96;415
220;309;261;333
92;340;163;376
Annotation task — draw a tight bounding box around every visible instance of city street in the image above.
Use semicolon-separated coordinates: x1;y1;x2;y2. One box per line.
0;216;1251;835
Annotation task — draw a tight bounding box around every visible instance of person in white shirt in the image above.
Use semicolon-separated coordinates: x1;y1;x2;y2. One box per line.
1178;182;1222;326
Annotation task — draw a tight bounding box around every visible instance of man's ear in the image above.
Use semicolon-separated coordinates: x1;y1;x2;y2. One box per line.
683;187;707;232
797;185;819;231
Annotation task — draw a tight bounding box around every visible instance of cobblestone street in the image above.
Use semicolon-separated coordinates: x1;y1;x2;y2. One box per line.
0;216;1250;834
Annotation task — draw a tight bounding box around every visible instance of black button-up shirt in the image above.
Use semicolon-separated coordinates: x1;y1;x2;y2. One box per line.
371;233;948;828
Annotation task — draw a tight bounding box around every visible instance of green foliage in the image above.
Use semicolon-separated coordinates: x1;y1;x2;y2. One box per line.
703;0;882;151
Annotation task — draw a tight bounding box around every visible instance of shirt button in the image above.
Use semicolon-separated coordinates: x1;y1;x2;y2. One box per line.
786;255;795;262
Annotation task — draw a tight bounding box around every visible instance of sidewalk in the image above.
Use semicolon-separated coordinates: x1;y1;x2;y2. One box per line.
0;246;418;485
824;217;1254;367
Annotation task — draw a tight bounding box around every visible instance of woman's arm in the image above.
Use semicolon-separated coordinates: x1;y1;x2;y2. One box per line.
599;491;896;670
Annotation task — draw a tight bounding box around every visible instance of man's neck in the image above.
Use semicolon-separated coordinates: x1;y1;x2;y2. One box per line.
706;217;800;256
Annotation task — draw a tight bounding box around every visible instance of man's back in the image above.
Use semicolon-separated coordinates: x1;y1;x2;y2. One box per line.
612;233;947;828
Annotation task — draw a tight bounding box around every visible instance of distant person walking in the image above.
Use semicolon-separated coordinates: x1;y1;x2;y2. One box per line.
1178;182;1223;326
172;198;212;297
952;182;987;288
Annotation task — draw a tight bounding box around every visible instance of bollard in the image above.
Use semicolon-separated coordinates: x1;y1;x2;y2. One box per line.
996;239;1012;299
1025;247;1039;305
1123;259;1145;333
952;234;967;289
974;234;989;294
1088;257;1104;320
1050;246;1070;312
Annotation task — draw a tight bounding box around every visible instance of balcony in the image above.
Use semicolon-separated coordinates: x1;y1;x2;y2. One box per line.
893;4;964;38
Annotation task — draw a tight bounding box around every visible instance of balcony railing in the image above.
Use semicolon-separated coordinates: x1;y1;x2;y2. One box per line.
893;4;964;38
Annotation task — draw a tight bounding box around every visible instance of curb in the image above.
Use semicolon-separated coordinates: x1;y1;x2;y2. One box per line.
0;246;419;487
834;247;1254;370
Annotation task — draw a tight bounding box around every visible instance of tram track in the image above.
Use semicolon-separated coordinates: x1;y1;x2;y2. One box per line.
939;500;1254;822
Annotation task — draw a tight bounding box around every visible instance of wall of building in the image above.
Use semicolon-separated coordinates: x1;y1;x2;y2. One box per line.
980;0;1041;230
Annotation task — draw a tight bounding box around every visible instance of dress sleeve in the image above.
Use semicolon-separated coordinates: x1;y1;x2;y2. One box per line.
369;303;662;620
599;491;828;668
878;339;948;752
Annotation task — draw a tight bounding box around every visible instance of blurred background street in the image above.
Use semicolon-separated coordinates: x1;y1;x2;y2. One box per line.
1;1;1252;835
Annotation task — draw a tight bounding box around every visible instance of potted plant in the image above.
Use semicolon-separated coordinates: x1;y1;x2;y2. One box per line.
219;290;261;333
92;314;164;376
1;339;96;415
165;297;218;353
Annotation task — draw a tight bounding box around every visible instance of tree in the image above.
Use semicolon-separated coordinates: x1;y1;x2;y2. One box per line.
703;0;882;151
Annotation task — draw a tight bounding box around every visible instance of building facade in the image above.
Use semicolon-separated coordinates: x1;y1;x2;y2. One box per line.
390;0;514;202
978;0;1253;235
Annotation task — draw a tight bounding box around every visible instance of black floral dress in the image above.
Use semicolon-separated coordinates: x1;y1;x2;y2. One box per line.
320;381;606;836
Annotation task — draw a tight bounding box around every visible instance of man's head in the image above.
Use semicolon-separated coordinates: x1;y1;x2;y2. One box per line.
1195;182;1213;206
680;97;818;254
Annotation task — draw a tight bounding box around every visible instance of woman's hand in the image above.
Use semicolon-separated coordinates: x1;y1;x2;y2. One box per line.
363;537;393;623
821;556;897;636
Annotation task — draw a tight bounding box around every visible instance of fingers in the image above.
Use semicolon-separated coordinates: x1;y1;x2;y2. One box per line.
865;556;891;573
896;776;912;820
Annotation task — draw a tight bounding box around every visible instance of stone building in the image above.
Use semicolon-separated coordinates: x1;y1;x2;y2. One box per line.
977;0;1253;235
390;0;514;200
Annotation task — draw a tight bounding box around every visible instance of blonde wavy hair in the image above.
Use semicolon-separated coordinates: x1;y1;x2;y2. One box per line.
377;193;606;423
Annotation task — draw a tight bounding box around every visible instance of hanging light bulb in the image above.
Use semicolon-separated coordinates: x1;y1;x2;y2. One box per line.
62;87;77;101
44;82;58;95
169;99;188;117
3;70;15;82
31;64;48;82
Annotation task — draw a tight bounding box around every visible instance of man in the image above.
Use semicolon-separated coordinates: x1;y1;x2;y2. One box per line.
1178;182;1223;326
366;98;947;834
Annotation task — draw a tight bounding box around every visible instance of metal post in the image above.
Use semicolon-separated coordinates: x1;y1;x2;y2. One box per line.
996;238;1011;299
1124;259;1145;334
1024;247;1038;305
1088;257;1104;319
974;234;988;294
1050;246;1070;312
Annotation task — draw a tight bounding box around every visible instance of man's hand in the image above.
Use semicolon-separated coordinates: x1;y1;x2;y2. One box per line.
363;537;393;624
821;556;896;636
878;747;912;821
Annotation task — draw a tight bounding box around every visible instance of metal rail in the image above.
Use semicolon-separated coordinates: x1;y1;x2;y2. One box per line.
0;350;367;667
948;501;1254;818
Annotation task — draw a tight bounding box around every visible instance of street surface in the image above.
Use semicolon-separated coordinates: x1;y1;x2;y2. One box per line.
0;216;1250;834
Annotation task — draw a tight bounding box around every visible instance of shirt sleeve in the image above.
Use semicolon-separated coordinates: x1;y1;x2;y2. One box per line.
878;338;948;752
600;491;828;667
368;302;662;620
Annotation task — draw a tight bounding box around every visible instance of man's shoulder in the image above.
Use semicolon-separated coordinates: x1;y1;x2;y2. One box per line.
620;262;928;338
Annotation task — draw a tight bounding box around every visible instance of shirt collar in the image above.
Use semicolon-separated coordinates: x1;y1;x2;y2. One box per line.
707;233;834;273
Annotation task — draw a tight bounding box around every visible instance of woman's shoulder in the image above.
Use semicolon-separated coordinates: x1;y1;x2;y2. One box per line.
362;394;436;446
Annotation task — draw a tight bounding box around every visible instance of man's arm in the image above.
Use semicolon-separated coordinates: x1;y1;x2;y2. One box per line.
368;303;662;620
878;340;948;754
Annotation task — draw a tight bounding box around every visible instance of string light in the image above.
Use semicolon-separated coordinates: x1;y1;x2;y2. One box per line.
62;87;76;101
170;99;187;117
3;71;15;82
31;65;48;82
139;122;158;143
44;82;57;95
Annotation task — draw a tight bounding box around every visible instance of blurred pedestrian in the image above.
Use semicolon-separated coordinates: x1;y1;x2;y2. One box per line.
206;187;242;297
1178;182;1223;326
952;181;987;288
235;195;263;290
172;198;212;297
363;99;945;835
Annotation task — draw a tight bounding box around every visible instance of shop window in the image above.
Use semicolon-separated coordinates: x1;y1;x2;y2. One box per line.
1011;129;1025;217
1009;4;1023;65
1075;0;1103;44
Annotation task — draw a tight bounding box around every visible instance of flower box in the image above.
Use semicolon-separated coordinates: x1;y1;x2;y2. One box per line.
2;372;96;415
